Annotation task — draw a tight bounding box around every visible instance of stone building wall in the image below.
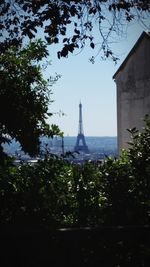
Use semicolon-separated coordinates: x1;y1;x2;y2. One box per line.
114;33;150;153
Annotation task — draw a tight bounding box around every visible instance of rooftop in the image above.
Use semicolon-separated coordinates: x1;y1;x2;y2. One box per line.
113;31;150;79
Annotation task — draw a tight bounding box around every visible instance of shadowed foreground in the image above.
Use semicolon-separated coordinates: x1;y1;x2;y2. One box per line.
1;225;150;267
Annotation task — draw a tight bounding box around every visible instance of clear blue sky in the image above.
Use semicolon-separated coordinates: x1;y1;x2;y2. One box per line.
44;22;149;137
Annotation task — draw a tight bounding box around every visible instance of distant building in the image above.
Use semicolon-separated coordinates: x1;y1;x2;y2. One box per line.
113;31;150;153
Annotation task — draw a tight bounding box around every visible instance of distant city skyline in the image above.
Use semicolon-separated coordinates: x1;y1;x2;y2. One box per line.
45;22;149;136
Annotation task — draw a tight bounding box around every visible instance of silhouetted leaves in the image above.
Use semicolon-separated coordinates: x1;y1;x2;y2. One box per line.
0;1;149;60
74;28;80;35
90;42;95;49
58;43;76;58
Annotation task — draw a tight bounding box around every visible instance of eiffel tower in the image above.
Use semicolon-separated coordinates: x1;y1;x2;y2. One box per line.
74;102;89;153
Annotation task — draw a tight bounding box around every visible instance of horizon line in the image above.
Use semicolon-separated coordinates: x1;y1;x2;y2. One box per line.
63;135;117;137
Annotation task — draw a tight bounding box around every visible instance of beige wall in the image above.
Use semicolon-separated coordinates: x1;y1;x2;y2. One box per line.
114;36;150;153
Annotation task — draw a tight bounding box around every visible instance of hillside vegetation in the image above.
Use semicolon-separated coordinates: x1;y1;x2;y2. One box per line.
0;116;150;228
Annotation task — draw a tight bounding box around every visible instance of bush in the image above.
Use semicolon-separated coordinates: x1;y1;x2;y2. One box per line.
0;117;150;228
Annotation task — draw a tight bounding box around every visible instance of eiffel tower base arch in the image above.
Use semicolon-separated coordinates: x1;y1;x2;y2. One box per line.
74;133;89;153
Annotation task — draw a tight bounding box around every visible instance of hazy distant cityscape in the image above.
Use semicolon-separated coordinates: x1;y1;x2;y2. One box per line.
3;136;117;163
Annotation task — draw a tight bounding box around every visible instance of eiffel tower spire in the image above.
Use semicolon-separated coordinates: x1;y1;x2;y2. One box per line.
74;102;89;153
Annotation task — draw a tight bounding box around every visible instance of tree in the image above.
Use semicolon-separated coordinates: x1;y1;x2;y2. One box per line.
0;39;61;158
1;117;150;228
0;1;150;62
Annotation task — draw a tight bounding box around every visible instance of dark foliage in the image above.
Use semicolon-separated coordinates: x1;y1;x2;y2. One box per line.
0;117;150;229
0;1;150;61
0;40;61;158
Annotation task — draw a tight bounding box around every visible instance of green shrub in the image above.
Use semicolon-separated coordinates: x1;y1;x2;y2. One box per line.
0;117;150;228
